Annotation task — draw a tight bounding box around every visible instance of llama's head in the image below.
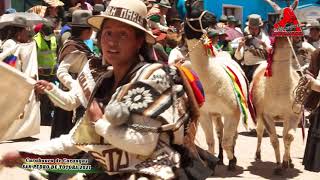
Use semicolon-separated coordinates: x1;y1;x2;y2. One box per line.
184;0;217;39
271;7;303;50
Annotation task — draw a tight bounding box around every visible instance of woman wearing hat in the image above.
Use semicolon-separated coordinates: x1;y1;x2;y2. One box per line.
0;0;213;179
47;10;94;180
52;10;94;139
0;16;30;66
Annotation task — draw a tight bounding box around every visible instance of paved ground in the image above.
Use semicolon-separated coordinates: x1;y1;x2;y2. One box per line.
0;124;319;179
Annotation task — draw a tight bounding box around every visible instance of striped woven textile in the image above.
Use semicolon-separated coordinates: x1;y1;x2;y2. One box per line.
179;66;205;106
222;65;251;128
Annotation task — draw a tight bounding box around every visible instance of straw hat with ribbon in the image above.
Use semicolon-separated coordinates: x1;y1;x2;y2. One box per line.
87;0;156;44
43;0;64;7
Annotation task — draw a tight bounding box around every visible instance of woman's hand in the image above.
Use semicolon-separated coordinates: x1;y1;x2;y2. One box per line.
0;151;23;167
87;100;103;123
34;80;53;94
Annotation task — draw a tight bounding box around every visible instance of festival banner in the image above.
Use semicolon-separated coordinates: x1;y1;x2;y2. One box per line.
0;42;40;141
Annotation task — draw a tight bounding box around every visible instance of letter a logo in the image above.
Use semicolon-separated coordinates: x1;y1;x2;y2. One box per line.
272;7;303;37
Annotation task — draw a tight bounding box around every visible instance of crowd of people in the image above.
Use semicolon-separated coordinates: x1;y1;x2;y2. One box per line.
0;0;320;179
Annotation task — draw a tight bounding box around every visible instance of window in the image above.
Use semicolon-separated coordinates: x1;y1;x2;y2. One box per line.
224;7;235;16
222;4;243;23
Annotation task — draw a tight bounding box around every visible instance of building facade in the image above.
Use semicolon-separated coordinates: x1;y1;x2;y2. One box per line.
204;0;320;26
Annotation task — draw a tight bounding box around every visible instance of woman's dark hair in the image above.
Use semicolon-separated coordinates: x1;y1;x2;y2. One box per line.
134;28;157;63
71;27;92;38
0;28;9;41
2;26;25;41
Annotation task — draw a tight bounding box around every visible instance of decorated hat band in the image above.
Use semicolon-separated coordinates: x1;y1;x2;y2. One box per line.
105;6;146;28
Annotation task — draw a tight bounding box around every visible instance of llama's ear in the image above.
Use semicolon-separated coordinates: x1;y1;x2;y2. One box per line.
291;0;299;10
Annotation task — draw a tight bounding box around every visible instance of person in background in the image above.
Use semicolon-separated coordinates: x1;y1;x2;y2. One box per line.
225;15;243;41
291;35;316;71
59;12;72;46
57;10;94;91
167;17;182;33
69;0;93;13
147;0;172;32
307;21;320;49
217;15;228;28
235;14;271;82
0;11;17;47
92;3;105;15
303;49;320;172
33;23;58;125
48;10;94;180
228;16;243;35
152;29;168;63
207;28;220;48
144;0;157;11
167;32;193;69
0;16;30;64
217;29;234;56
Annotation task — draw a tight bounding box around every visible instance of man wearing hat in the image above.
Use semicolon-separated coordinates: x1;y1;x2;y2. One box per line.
307;21;320;48
217;14;227;28
225;15;243;41
235;14;271;82
218;29;234;56
48;10;94;180
57;10;94;91
147;0;172;32
207;28;234;56
291;35;316;71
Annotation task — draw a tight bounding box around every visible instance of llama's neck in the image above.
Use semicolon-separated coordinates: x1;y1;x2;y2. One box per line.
270;43;295;81
186;39;210;77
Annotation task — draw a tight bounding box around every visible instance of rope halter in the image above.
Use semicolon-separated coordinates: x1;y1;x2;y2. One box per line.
186;10;209;33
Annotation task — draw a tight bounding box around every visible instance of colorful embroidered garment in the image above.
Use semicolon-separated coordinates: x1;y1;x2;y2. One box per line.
179;66;205;106
71;63;195;179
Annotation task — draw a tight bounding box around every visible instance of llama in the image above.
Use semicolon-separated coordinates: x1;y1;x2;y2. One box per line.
184;2;254;170
251;36;302;174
